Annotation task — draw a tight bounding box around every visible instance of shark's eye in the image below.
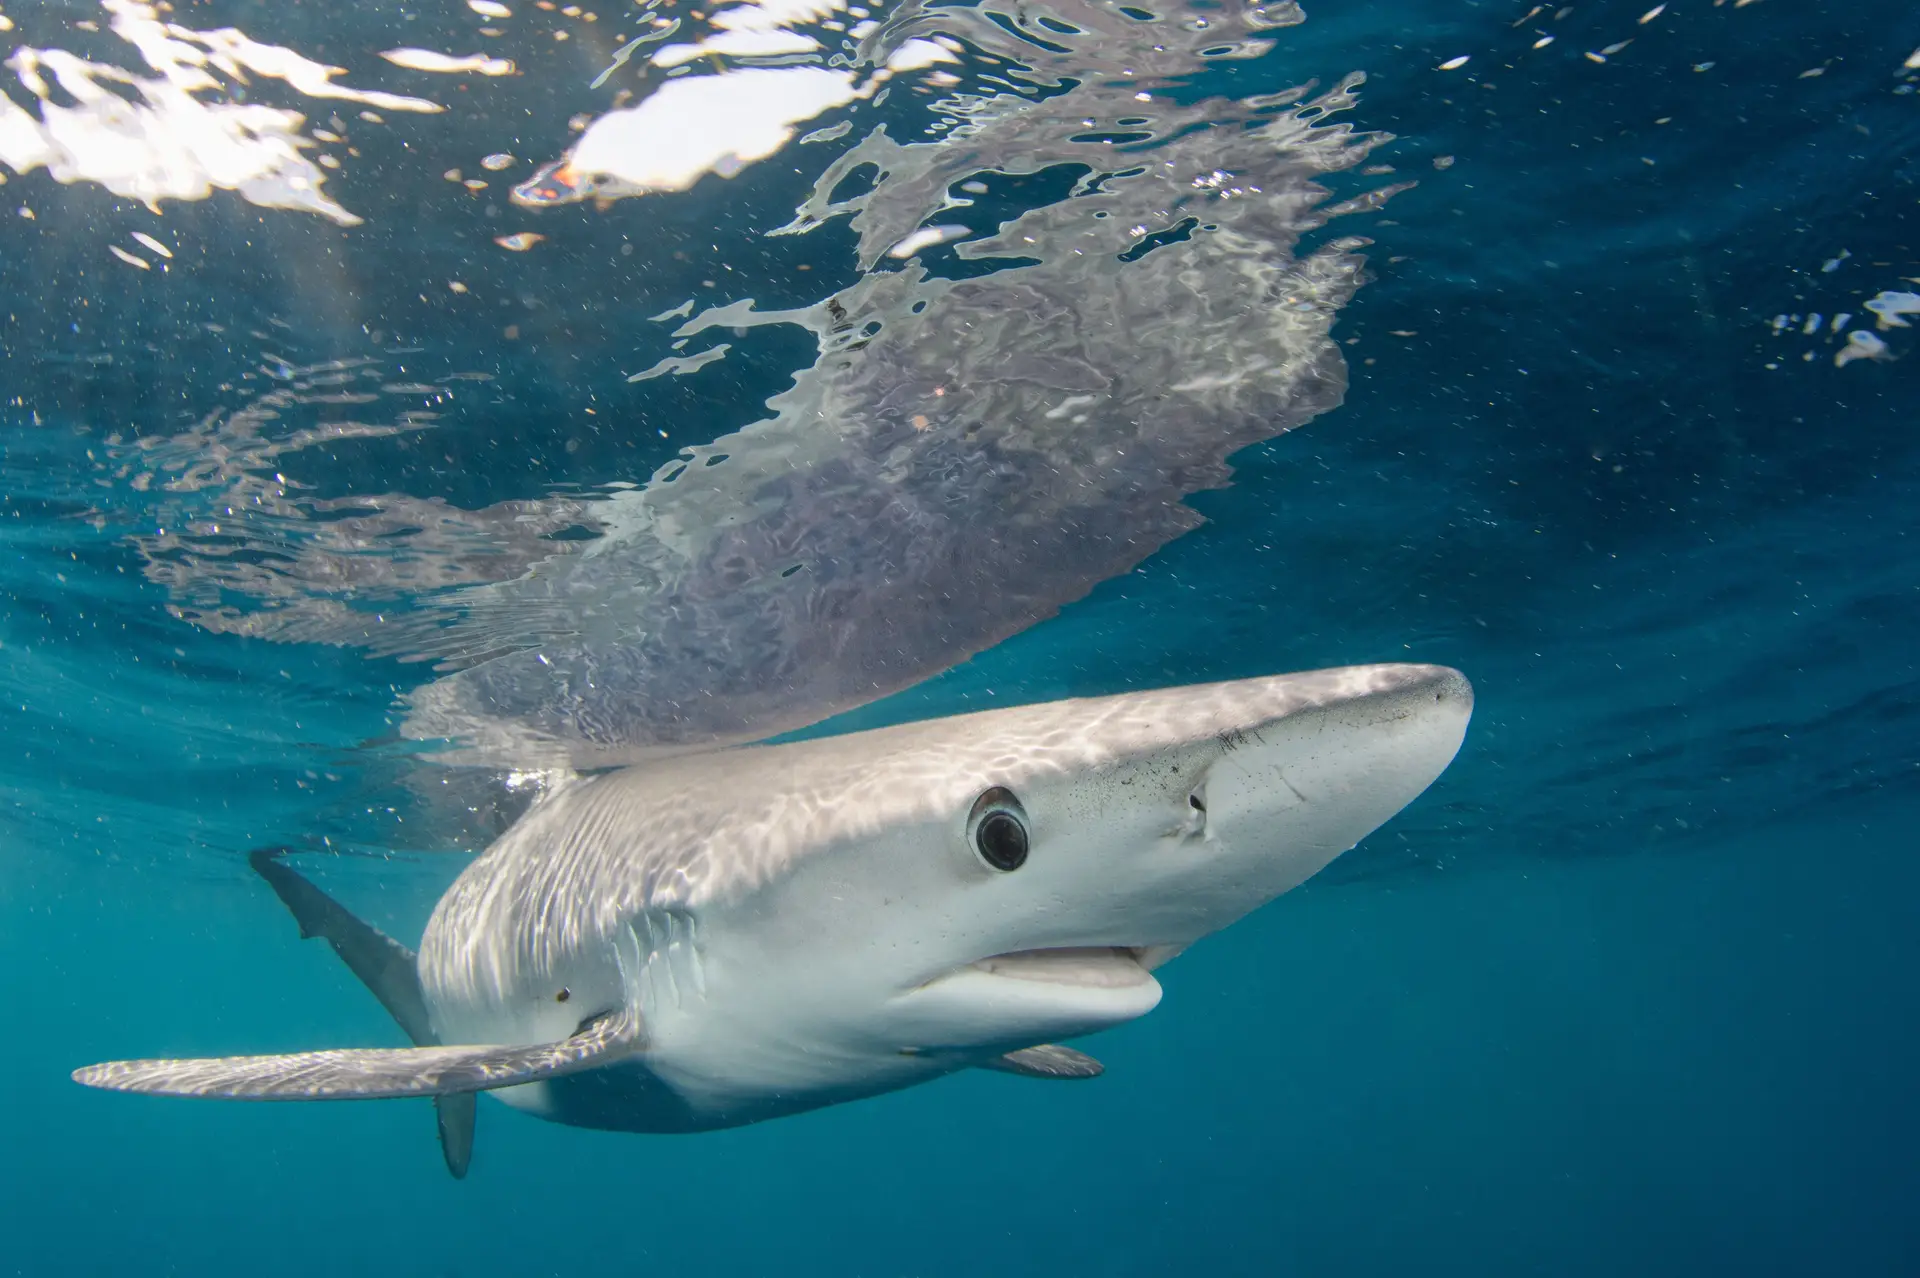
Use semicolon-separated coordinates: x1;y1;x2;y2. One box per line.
968;786;1029;872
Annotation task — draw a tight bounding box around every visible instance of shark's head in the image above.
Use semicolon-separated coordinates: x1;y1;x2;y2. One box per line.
554;662;1474;1116
853;663;1469;1051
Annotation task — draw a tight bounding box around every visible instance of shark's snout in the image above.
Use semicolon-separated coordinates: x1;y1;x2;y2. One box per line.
1201;664;1471;826
1142;662;1472;933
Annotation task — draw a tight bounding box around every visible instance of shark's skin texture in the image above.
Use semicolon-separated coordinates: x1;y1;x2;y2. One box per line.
76;663;1471;1140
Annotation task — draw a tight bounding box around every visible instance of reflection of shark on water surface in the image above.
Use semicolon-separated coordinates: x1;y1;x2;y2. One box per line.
404;47;1401;765
128;0;1406;770
76;664;1471;1178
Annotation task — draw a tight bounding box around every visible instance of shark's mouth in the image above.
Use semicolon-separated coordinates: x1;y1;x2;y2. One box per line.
895;945;1165;1045
969;947;1156;989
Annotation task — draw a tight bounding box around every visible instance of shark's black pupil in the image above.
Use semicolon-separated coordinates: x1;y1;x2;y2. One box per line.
976;810;1029;871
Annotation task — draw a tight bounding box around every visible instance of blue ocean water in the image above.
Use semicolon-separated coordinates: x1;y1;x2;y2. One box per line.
4;0;1918;1273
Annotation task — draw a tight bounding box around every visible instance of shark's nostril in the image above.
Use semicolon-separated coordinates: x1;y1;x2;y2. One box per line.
1188;790;1207;814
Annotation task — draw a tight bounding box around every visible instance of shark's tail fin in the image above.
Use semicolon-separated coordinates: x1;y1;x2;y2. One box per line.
247;848;479;1177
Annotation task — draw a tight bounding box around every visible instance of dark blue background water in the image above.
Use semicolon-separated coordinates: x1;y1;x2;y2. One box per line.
5;0;1919;1273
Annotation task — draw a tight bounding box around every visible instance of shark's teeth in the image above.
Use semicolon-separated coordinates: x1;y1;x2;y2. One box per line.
970;947;1154;990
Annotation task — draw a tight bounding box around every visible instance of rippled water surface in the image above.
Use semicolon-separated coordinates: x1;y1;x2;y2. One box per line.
4;0;1918;1272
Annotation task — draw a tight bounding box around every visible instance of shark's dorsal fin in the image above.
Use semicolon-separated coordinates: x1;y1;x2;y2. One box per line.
248;848;434;1047
249;848;481;1176
982;1044;1104;1079
72;1006;644;1100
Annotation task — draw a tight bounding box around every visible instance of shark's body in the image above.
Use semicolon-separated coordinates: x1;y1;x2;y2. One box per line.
77;663;1470;1172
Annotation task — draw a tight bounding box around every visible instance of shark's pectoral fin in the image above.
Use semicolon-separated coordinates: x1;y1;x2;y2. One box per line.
981;1044;1104;1079
435;1093;476;1178
83;848;527;1177
73;1007;644;1101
